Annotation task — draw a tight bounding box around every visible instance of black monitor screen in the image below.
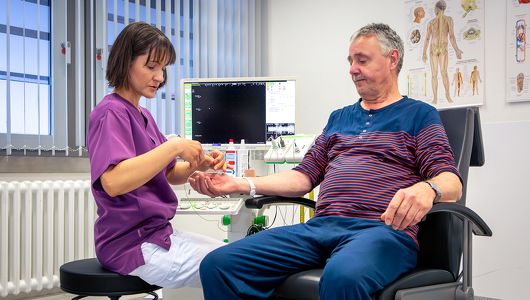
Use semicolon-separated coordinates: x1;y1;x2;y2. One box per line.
182;78;297;145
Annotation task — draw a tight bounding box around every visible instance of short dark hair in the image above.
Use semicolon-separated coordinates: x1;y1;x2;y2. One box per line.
106;22;176;90
350;23;404;75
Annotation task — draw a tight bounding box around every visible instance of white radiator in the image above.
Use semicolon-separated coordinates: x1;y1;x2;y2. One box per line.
0;180;96;297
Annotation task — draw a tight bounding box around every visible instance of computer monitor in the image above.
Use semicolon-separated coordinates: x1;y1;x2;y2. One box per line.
180;77;298;147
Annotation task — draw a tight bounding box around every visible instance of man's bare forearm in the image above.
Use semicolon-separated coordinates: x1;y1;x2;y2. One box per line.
241;170;313;197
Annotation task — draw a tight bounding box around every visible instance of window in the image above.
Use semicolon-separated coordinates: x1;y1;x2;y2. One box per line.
105;0;196;135
0;0;53;155
1;0;267;158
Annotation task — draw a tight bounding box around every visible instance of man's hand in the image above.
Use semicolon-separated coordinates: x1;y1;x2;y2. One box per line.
188;172;241;198
380;182;435;230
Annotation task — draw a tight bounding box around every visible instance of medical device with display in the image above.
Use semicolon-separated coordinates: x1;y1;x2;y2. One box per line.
180;77;298;147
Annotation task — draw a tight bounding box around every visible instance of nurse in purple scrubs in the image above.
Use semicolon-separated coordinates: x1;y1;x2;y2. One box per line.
86;22;229;289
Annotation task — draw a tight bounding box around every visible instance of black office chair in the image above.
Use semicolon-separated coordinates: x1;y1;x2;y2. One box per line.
246;106;492;300
60;258;161;300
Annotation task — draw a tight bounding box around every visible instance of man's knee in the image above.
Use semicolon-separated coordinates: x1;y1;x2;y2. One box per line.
200;246;228;278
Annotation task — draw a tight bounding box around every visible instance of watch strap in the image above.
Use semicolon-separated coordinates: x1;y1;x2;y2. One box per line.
425;180;441;203
243;177;256;198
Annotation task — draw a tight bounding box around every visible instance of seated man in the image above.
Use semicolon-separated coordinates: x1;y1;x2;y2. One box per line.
189;23;462;300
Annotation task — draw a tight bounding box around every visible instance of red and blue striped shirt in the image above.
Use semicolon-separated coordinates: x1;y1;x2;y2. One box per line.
293;97;461;243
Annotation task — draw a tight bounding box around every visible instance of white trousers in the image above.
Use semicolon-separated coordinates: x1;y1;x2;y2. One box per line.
129;229;225;289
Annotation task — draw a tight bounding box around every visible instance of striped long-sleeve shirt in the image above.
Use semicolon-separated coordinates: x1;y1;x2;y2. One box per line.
293;97;461;243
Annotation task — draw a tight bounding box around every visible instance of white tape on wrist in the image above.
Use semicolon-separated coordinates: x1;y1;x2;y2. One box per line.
187;170;201;183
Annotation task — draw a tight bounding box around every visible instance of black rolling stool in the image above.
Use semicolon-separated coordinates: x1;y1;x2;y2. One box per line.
60;258;161;300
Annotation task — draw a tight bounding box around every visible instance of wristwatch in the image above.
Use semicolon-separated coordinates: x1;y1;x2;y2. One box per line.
425;180;441;203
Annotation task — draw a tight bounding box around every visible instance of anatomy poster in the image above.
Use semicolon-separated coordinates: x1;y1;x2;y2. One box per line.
403;0;484;108
506;0;530;102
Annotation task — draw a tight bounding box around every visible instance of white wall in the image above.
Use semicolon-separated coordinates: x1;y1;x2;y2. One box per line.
467;121;530;300
267;0;529;299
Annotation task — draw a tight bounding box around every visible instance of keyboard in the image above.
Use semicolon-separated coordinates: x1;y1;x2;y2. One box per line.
176;197;245;215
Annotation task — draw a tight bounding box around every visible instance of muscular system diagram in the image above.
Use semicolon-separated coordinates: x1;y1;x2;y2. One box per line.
422;0;463;104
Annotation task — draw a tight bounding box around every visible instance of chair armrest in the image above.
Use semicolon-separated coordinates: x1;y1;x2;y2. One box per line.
427;202;492;237
245;196;316;210
245;197;492;237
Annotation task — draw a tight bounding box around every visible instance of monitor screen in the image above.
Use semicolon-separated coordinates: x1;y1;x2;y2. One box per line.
181;77;298;146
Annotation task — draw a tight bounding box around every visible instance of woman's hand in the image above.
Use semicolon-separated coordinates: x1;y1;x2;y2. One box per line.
171;138;206;169
201;150;233;172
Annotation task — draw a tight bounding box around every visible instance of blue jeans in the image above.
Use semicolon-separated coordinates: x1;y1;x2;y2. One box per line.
200;216;418;300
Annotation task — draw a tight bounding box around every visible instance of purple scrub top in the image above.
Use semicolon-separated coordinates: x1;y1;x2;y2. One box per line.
86;93;177;275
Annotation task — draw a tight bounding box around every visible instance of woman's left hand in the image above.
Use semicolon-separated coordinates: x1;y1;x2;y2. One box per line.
203;150;233;172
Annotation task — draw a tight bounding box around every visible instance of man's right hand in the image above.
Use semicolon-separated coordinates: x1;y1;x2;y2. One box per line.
189;172;243;197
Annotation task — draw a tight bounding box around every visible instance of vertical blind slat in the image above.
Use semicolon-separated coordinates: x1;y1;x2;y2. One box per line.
183;0;190;79
6;0;12;155
145;0;152;113
89;0;95;119
76;0;85;152
37;0;42;155
165;0;172;134
124;0;129;26
135;0;140;22
224;0;232;78
248;0;255;77
103;0;108;108
200;0;208;78
193;0;200;78
235;0;240;77
113;0;118;44
208;0;217;77
217;0;224;77
240;0;248;77
155;0;162;129
51;0;69;156
174;0;181;136
22;0;26;154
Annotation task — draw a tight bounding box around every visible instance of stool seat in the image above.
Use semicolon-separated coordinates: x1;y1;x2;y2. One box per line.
60;258;161;299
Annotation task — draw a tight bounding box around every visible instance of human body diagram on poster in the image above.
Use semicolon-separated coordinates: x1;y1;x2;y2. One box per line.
404;0;484;108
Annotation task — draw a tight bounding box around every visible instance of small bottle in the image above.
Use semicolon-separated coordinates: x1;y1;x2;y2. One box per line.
225;139;238;177
237;139;249;177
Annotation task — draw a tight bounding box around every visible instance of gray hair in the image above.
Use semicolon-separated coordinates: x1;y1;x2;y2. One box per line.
350;23;404;75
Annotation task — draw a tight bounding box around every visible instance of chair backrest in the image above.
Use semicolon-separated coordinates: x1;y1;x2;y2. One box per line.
416;107;484;280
